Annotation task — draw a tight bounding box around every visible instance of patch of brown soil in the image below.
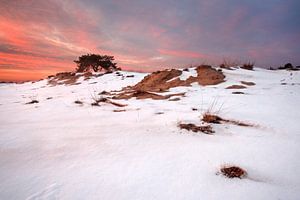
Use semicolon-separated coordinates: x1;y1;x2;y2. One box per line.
132;65;225;93
48;72;103;86
241;81;255;86
113;90;185;100
188;65;226;86
83;72;93;80
132;69;183;92
179;123;214;134
112;65;225;100
202;113;252;127
220;166;247;179
226;85;247;89
48;72;77;86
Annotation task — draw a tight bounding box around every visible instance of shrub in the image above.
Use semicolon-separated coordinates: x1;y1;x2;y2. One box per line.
74;54;118;72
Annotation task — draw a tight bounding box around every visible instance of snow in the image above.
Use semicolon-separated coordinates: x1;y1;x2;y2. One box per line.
0;69;300;200
179;67;197;81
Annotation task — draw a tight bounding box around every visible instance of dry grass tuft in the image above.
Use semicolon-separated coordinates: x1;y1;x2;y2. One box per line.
202;113;223;124
241;62;254;70
91;97;127;107
219;59;240;69
220;165;247;179
178;123;214;134
202;112;253;127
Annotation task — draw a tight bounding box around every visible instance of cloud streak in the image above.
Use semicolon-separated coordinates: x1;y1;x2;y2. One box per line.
0;0;299;81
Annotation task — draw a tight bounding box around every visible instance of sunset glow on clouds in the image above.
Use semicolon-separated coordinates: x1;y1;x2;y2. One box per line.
0;0;299;81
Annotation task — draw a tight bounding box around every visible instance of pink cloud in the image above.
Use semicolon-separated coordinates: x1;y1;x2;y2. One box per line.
158;49;209;59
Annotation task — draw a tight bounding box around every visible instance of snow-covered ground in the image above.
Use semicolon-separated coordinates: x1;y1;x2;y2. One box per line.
0;68;299;200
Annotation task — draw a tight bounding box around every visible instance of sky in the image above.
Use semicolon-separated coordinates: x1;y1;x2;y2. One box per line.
0;0;299;81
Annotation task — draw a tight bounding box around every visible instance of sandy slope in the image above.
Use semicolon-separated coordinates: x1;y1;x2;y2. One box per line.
0;68;299;200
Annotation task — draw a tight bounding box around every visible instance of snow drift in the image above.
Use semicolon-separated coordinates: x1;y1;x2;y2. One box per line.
0;66;300;200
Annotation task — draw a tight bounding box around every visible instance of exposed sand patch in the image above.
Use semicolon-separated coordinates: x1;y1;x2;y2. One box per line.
132;65;225;92
113;90;185;100
48;72;103;86
113;65;225;100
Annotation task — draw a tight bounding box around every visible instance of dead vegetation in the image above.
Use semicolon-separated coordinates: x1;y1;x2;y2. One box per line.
99;90;111;95
155;112;164;115
232;91;245;94
91;97;127;107
26;100;39;104
226;85;247;89
178;123;214;134
113;90;185;100
241;62;254;70
220;165;247;179
219;59;240;70
74;100;83;105
168;97;181;101
202;113;223;124
202;113;252;127
241;81;255;86
113;109;126;112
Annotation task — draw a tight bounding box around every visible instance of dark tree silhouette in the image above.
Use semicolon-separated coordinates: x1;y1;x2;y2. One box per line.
74;54;118;72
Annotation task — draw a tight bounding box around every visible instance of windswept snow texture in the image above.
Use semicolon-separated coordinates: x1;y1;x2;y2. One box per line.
0;68;300;200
